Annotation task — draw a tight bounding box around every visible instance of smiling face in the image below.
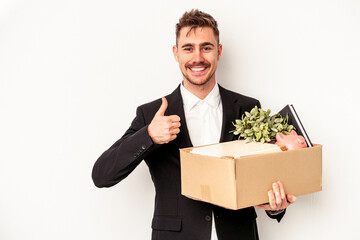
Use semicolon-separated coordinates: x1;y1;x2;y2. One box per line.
173;26;222;91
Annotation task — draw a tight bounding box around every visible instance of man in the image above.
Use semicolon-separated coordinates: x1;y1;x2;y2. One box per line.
92;9;296;240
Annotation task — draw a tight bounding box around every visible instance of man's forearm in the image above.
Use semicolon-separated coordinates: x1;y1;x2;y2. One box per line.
92;106;158;188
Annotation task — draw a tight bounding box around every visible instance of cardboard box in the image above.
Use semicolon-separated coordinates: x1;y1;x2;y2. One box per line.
180;140;322;210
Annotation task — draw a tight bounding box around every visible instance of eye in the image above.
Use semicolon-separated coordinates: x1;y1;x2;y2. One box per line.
183;47;192;52
202;46;213;51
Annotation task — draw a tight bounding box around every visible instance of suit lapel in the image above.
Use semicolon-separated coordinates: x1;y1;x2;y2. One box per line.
219;85;241;143
165;85;193;148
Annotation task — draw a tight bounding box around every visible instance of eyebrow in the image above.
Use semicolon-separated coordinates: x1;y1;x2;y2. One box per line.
200;42;215;47
181;42;216;48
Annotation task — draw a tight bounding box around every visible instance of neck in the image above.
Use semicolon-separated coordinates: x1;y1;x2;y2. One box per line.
182;79;216;100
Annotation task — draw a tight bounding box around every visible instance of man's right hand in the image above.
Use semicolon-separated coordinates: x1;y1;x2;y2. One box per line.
148;97;181;144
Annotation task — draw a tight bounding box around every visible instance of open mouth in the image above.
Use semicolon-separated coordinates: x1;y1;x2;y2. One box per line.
189;67;207;72
186;63;210;74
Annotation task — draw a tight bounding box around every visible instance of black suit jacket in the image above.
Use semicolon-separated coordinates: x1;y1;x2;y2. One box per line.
92;84;285;240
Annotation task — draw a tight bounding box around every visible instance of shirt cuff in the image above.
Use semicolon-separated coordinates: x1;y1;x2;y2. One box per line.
266;209;285;216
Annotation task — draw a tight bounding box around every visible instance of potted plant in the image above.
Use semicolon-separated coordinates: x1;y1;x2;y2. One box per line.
232;106;295;143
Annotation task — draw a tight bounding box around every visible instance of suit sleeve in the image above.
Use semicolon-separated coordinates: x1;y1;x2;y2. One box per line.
266;209;286;222
92;106;157;188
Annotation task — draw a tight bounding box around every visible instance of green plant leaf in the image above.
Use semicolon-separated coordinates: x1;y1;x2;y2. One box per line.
271;128;278;132
250;108;255;115
275;118;283;123
253;127;260;132
256;132;262;141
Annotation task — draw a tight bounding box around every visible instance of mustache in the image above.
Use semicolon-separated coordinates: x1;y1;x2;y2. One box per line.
185;62;210;68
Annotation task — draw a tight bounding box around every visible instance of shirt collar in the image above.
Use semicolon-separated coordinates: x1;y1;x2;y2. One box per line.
180;82;221;111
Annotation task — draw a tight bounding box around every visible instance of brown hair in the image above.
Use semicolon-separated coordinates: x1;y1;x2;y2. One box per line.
176;9;220;45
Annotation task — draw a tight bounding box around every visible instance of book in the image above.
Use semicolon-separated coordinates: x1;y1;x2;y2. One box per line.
190;140;282;158
278;104;313;147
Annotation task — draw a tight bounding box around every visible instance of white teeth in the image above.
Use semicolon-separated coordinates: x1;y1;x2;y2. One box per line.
190;67;205;72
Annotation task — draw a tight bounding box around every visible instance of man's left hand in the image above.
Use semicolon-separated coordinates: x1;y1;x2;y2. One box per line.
255;181;296;211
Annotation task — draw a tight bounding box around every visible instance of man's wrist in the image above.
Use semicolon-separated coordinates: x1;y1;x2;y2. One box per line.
266;209;285;215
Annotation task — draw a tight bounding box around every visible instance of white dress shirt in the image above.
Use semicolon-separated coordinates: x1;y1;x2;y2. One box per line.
180;82;222;240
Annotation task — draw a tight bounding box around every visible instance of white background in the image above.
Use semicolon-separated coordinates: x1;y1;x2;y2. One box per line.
1;0;360;239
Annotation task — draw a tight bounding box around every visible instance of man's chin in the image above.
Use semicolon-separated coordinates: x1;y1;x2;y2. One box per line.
183;75;214;87
185;79;209;86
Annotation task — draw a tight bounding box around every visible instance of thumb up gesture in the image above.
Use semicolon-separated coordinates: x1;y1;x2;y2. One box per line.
148;97;181;144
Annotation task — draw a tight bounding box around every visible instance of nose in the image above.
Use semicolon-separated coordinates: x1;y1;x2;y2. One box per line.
192;49;204;63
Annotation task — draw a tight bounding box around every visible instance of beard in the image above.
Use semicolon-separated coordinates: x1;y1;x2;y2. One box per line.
182;71;215;86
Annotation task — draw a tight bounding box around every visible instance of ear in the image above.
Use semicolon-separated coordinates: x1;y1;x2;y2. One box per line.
297;136;306;145
276;132;284;142
217;44;223;60
172;45;179;62
290;130;298;135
